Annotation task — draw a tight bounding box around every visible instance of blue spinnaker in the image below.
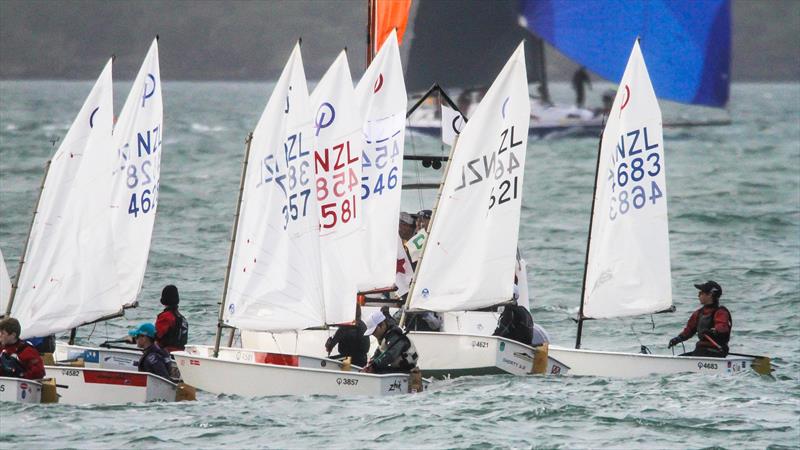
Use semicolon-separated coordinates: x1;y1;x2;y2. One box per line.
518;0;731;107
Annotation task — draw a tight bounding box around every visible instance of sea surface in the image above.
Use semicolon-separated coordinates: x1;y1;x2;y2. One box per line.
0;81;798;449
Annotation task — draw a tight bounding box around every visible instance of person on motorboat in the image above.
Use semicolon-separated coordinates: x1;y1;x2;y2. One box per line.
155;284;189;353
325;304;370;367
0;317;45;380
493;300;534;346
361;310;418;374
668;281;732;358
571;66;592;108
128;322;174;380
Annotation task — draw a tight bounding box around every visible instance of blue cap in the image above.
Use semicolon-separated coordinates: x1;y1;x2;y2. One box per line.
128;322;156;338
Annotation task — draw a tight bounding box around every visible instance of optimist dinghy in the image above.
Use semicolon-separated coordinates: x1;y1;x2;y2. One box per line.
547;40;769;378
173;42;426;397
6;39;178;403
0;377;42;403
400;42;568;378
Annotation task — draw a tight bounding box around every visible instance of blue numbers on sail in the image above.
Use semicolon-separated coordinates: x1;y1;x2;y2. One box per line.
607;126;663;221
257;131;313;230
361;127;402;200
125;125;162;217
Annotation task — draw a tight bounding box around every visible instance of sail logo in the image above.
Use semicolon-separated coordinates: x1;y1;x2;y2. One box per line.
619;85;631;117
285;85;293;113
421;288;430;298
374;73;384;93
228;303;235;315
501;97;510;119
142;74;156;108
315;102;336;136
89;107;100;128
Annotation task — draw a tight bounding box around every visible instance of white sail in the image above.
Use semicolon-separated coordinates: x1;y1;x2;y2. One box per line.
11;59;119;338
354;30;407;291
310;51;363;324
1;248;11;314
109;38;163;308
583;40;672;319
409;43;530;312
223;44;326;332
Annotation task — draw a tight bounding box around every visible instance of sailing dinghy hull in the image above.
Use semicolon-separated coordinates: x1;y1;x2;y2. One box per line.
0;377;42;403
410;332;568;378
45;366;176;404
173;345;427;397
548;346;754;378
54;342;141;371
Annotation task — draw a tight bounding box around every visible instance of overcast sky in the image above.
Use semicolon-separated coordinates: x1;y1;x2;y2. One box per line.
1;0;798;82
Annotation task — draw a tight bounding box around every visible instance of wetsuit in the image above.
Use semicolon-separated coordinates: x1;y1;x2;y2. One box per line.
0;340;45;379
326;321;370;367
676;304;732;357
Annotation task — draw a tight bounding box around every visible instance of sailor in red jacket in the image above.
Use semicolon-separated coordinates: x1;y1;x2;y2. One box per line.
155;285;189;353
0;317;46;379
668;280;732;357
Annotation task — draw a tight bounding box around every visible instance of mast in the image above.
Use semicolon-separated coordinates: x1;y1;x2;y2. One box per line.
536;38;551;105
575;129;604;349
6;159;51;316
399;135;459;328
213;132;253;357
366;0;375;68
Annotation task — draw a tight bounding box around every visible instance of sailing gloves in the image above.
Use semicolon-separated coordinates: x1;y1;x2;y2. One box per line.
668;336;682;348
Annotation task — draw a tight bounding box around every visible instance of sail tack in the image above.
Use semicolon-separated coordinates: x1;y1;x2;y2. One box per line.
410;43;530;312
223;44;327;332
11;59;118;338
109;38;163;309
583;40;672;319
355;30;407;291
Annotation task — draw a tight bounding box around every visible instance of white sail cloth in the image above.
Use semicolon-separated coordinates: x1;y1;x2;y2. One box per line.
1;248;11;314
223;44;327;332
309;51;363;324
109;38;163;309
11;59;118;338
354;29;407;291
410;43;530;312
583;40;672;319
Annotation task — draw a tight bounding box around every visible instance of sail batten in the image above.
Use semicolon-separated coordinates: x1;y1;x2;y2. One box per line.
582;40;672;319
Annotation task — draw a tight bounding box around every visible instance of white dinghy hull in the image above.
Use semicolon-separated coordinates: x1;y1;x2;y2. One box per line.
173;345;427;397
54;342;141;371
0;377;42;403
410;332;568;378
548;346;754;378
46;366;176;404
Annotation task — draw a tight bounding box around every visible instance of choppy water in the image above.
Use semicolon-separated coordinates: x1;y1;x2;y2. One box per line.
0;81;798;449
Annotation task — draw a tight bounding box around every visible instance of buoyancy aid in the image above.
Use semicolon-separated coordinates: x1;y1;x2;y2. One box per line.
697;304;732;348
159;308;189;349
378;326;419;372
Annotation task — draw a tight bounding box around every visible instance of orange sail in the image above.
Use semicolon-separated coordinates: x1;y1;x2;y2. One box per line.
369;0;412;61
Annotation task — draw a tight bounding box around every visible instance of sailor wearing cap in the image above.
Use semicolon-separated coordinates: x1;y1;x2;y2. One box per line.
668;281;733;357
361;311;418;374
128;322;175;380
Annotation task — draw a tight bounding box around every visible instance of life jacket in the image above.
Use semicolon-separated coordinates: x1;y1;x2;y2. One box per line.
0;340;30;377
140;344;181;382
697;304;732;348
160;308;189;349
381;326;418;372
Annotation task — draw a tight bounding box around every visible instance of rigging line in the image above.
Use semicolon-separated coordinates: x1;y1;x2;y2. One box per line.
406;112;424;209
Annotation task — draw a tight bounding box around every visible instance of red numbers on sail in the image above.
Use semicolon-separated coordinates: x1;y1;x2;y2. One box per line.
315;140;360;229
